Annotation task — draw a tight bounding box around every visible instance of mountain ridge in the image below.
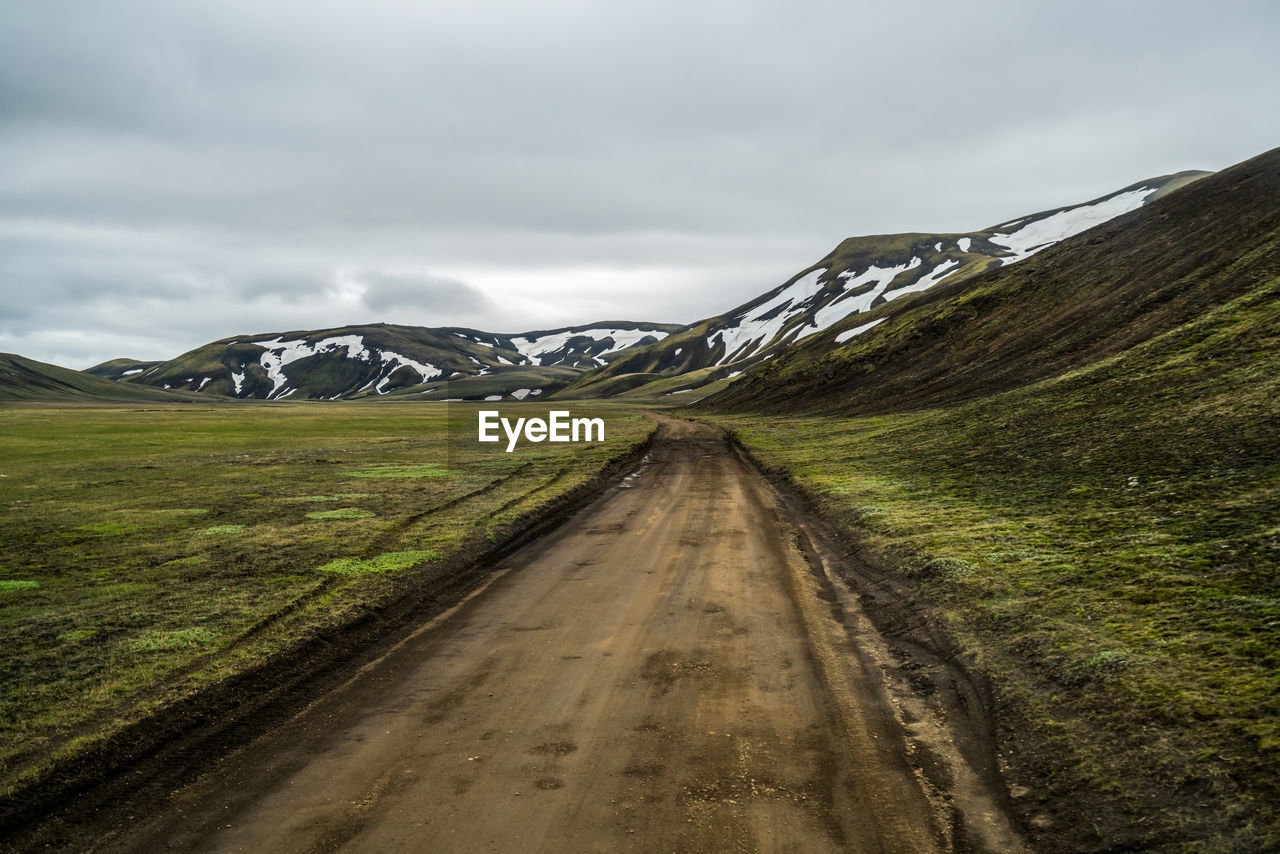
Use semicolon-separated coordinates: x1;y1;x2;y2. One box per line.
556;169;1210;399
88;320;680;403
8;168;1214;406
698;149;1276;414
0;354;205;403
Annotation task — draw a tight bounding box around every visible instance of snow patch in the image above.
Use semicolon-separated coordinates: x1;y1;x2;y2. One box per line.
835;317;888;343
989;187;1152;264
374;351;443;393
197;377;212;391
957;237;971;252
800;258;923;337
510;388;533;400
231;371;245;395
121;368;143;377
484;394;502;401
511;326;670;365
884;259;961;302
713;268;826;364
255;335;371;399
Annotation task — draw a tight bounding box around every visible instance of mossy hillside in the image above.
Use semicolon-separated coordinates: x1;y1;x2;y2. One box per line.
707;149;1279;417
699;269;1280;850
611;370;739;403
0;400;654;797
82;359;163;381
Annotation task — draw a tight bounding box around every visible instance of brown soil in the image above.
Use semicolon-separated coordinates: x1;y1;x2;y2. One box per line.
12;418;1025;852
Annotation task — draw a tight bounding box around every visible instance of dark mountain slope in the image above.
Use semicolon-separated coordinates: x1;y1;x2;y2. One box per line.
0;355;200;403
702;147;1279;415
560;170;1208;399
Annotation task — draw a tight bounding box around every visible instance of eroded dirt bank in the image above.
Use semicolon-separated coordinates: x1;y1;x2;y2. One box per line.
93;418;1022;852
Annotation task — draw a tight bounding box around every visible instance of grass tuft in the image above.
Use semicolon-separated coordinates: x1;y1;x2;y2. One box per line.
198;524;246;536
305;508;375;520
345;464;450;478
128;627;217;653
317;550;437;575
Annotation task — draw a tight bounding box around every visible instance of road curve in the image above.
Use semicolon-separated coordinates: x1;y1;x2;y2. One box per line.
112;417;1020;853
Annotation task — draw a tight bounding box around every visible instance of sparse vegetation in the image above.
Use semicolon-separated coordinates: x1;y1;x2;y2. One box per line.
305;508;375;519
0;400;653;798
317;550;437;575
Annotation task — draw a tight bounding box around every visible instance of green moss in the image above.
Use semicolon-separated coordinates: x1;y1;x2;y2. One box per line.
345;464;450;478
128;627;217;653
198;524;246;536
285;493;374;502
317;550;438;575
306;508;375;520
76;521;139;535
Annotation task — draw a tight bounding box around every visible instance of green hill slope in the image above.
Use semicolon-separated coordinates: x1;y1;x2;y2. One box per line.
703;151;1275;415
695;147;1280;850
0;355;200;403
83;358;165;381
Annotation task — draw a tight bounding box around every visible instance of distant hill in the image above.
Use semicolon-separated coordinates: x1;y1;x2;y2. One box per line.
0;354;200;403
700;148;1277;414
83;358;164;381
557;170;1209;399
96;321;679;402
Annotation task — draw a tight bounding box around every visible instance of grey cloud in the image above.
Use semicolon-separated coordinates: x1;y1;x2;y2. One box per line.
1;0;1278;367
355;271;493;318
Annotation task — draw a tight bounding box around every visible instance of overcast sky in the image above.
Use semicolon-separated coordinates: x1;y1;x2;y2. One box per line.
2;0;1278;368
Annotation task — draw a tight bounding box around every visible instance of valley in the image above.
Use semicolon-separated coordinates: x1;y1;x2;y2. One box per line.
1;146;1277;851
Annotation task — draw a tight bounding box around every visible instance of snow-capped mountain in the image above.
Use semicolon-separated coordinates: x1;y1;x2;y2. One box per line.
88;170;1211;404
560;170;1209;399
700;148;1278;416
96;322;679;401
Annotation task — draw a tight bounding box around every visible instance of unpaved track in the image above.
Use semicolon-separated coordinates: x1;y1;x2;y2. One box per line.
111;418;1021;853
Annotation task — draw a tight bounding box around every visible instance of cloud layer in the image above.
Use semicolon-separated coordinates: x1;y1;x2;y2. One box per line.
2;0;1278;367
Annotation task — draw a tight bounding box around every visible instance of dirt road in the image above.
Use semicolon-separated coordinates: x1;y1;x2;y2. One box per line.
112;418;1023;853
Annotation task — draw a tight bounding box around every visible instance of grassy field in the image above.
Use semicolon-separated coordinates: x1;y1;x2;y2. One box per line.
700;281;1280;850
0;400;653;798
